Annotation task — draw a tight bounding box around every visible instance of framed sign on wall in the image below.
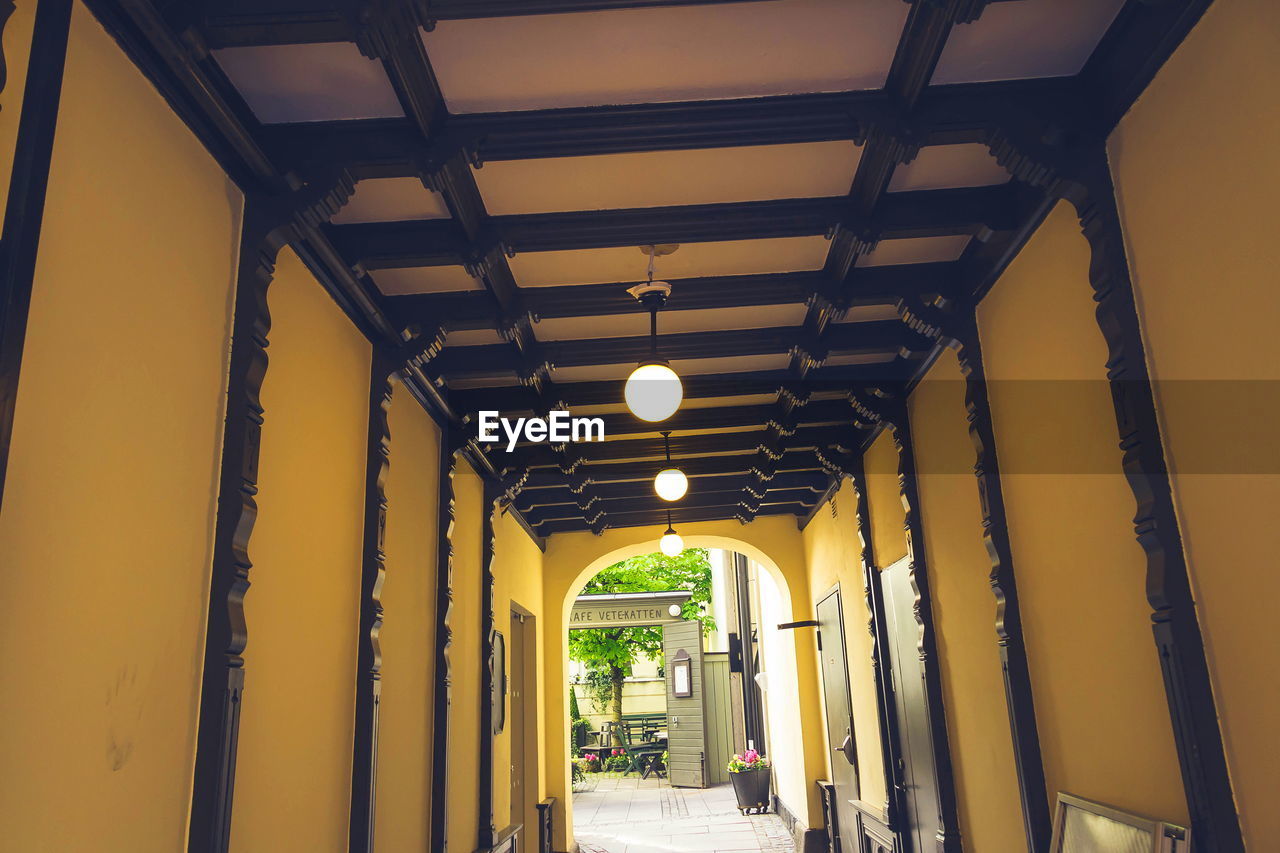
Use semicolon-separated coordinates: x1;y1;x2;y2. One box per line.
672;649;692;698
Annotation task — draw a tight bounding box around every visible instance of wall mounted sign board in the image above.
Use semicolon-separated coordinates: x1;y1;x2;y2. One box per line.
570;591;693;630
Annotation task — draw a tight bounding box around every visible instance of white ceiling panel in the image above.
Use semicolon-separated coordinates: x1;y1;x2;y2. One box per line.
534;304;808;341
931;0;1126;85
424;0;910;113
332;178;451;224
446;328;506;347
888;143;1009;192
551;352;790;383
856;235;971;267
214;43;404;123
509;236;832;287
474;142;862;215
370;266;481;295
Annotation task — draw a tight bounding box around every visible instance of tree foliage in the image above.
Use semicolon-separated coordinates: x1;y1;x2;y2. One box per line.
568;548;715;735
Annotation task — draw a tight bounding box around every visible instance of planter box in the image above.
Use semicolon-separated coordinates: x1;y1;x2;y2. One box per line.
729;767;771;815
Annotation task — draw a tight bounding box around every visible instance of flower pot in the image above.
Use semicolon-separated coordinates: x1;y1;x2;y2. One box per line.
729;767;772;815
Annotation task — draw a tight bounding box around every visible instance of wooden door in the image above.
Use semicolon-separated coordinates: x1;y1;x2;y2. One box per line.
817;588;861;853
510;609;528;831
883;558;942;853
664;620;708;788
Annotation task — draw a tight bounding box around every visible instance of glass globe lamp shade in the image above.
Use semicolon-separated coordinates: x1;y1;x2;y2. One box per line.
654;467;689;501
659;529;684;557
624;361;683;422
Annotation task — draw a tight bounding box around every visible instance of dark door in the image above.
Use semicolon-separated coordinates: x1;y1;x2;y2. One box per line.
816;589;861;853
664;619;707;788
883;557;942;853
510;610;528;830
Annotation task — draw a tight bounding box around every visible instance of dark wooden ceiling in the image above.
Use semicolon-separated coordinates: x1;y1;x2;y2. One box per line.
89;0;1211;537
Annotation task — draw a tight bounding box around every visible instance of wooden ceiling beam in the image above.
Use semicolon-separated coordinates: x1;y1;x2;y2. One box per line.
514;449;832;490
448;363;910;413
261;78;1082;176
199;0;779;48
432;320;929;377
391;263;957;332
512;470;831;512
327;185;1017;270
498;424;861;471
524;487;823;526
531;503;801;536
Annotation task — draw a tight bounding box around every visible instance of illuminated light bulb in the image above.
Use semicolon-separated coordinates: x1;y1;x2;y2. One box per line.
624;362;683;422
654;467;689;501
660;529;684;557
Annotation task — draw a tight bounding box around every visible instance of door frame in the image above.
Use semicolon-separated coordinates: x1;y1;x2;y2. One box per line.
510;601;539;841
815;583;863;853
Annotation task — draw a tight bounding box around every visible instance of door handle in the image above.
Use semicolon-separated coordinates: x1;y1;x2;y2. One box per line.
837;733;857;765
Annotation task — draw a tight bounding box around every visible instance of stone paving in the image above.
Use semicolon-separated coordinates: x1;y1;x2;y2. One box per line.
573;776;795;853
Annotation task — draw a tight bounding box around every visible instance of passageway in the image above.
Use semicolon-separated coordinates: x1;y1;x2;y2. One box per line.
574;777;793;853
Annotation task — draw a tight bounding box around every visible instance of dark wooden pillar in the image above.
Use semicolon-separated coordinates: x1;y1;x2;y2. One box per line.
430;426;463;853
478;479;500;849
1071;159;1240;852
896;302;1051;852
188;177;354;853
0;0;72;511
987;132;1244;850
349;352;395;853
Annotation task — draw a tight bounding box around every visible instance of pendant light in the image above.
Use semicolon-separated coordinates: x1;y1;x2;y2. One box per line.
659;509;684;557
653;431;688;502
624;245;683;422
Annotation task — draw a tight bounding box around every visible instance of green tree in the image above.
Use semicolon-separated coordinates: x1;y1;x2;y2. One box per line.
568;548;714;744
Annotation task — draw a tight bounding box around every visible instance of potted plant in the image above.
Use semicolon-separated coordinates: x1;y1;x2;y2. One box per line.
727;749;772;815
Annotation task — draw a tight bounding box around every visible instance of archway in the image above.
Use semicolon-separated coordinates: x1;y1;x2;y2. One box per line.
539;517;829;852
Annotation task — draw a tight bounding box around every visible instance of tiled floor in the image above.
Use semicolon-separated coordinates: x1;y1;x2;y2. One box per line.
573;776;795;853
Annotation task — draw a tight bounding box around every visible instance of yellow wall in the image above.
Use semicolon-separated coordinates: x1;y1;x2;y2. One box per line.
908;350;1025;852
374;380;441;852
0;3;241;847
801;479;888;809
447;460;486;852
1109;0;1280;841
230;247;371;852
0;0;35;225
493;509;547;839
977;202;1186;821
541;517;826;851
863;430;907;567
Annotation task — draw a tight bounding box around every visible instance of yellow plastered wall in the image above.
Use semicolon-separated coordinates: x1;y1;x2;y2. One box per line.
374;380;441;852
0;0;35;225
447;460;486;852
0;3;240;846
864;430;907;566
492;510;547;839
230;247;371;852
1109;0;1280;841
908;350;1025;852
801;479;888;809
977;202;1186;821
541;517;826;852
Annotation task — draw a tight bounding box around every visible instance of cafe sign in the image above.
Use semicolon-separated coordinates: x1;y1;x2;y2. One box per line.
570;591;693;629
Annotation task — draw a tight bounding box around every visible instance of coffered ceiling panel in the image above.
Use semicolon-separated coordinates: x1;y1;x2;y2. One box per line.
423;0;910;113
473;141;863;215
445;328;507;347
837;304;901;323
508;236;832;287
369;266;482;296
823;352;897;367
332;178;452;224
213;43;404;123
856;234;971;267
931;0;1126;85
888;143;1009;193
533;304;810;341
551;352;791;383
